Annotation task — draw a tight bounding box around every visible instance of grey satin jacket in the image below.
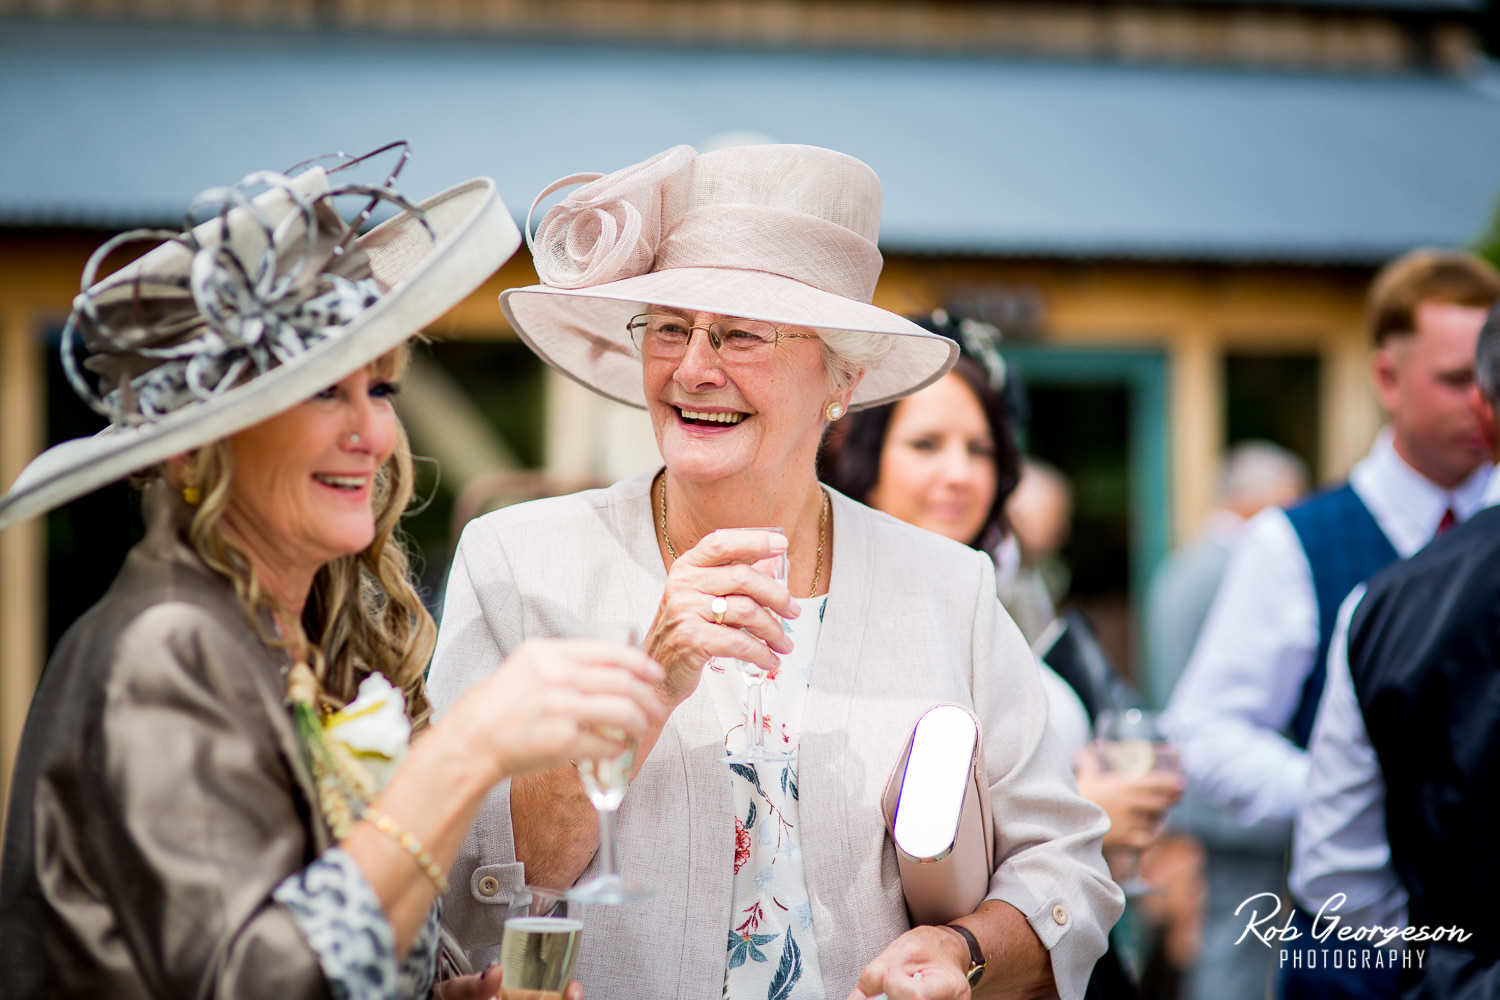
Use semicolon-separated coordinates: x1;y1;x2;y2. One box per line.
0;483;334;998
428;472;1124;1000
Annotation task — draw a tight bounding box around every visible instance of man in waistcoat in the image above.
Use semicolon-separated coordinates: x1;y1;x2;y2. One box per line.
1290;300;1500;1000
1163;249;1500;1000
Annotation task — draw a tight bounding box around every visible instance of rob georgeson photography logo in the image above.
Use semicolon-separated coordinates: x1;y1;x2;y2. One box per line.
1235;892;1472;971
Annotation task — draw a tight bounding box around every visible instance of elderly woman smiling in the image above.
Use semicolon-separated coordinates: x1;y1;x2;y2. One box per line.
428;144;1122;1000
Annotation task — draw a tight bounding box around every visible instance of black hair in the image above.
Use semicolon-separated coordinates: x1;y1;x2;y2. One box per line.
822;353;1022;550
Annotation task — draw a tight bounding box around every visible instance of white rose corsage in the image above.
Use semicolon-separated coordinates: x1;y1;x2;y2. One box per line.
288;663;411;838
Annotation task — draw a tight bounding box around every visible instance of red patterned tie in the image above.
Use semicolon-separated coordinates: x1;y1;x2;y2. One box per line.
1436;507;1457;536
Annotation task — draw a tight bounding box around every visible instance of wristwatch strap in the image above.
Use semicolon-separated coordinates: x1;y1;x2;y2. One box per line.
943;923;986;987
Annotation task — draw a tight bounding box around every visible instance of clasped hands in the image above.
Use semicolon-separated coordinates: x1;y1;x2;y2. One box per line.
644;528;799;705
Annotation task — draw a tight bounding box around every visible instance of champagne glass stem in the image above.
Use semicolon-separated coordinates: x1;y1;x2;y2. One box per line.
596;806;620;879
745;673;766;751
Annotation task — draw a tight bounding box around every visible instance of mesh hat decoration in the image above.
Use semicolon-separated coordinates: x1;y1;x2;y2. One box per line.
501;143;958;410
0;145;522;532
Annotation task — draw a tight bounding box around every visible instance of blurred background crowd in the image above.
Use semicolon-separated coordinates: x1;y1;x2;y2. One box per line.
3;2;1500;997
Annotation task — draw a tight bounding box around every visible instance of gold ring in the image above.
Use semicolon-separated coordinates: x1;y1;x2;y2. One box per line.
711;596;728;625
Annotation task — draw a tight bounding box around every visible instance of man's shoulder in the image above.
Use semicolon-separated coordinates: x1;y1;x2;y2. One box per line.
1349;507;1500;700
1283;480;1359;523
1155;533;1233;588
1364;504;1500;602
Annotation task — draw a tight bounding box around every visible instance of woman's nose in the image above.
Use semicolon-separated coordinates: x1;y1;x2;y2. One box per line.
345;394;394;455
673;328;728;389
939;444;974;483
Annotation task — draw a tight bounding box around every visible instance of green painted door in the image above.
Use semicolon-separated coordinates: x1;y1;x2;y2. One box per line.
1001;345;1170;685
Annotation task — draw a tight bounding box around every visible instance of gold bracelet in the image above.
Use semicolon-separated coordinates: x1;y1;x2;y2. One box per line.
363;810;450;895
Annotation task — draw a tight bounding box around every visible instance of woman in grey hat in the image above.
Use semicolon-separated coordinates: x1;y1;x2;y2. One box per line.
0;152;663;998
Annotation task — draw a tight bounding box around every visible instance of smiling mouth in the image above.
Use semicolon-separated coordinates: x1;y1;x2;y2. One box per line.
677;407;747;426
313;473;369;491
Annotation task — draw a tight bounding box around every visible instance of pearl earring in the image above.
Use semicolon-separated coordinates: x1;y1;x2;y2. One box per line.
825;401;846;421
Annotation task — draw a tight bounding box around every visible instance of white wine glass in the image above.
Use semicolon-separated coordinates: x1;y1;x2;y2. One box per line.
566;622;652;905
718;528;794;766
1094;707;1179;897
500;885;584;997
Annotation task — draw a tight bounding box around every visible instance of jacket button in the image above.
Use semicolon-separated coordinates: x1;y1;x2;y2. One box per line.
478;876;501;897
1052;904;1069;925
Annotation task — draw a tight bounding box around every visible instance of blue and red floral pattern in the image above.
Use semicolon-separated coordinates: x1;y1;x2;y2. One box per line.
710;596;829;1000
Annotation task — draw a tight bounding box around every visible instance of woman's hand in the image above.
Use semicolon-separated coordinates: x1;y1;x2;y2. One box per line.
1073;745;1184;850
433;965;584;1000
850;925;972;1000
443;638;666;784
645;528;798;706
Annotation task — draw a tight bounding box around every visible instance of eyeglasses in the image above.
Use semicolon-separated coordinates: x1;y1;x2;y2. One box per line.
626;312;819;363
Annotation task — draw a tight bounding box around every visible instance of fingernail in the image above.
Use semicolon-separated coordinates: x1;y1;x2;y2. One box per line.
768;534;789;550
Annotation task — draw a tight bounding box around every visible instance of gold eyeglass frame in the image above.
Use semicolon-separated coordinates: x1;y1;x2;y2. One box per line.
626;312;819;360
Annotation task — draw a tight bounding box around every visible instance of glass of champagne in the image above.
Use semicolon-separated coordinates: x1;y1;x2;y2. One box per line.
1094;707;1178;897
718;528;793;765
500;885;584;998
567;622;652;905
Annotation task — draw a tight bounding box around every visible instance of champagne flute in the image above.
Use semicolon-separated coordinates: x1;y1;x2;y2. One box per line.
718;528;793;765
566;622;652;905
1094;707;1178;897
500;885;584;998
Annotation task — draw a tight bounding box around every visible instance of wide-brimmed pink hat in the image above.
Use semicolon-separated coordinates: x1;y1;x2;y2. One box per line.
501;143;957;411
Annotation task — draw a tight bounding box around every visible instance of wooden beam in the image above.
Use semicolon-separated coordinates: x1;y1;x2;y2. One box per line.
0;303;44;832
1169;332;1222;546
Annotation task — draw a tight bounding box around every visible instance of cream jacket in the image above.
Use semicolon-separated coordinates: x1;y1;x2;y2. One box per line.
428;472;1122;999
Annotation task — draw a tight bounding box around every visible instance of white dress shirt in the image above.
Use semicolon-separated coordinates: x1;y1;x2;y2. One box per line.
1290;468;1500;926
1162;430;1491;826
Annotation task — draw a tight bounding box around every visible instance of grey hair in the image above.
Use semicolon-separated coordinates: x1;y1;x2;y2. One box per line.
1219;440;1309;507
1476;303;1500;402
818;328;894;393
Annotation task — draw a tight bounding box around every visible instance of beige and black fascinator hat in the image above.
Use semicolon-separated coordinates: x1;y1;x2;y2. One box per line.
0;145;521;532
501;143;957;411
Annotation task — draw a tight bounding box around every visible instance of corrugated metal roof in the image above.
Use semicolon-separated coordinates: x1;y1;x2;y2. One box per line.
3;19;1499;263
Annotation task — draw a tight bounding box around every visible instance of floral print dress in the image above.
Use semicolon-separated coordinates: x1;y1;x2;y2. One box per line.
706;594;830;1000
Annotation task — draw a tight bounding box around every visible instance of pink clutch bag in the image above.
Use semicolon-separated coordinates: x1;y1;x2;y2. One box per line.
880;704;996;926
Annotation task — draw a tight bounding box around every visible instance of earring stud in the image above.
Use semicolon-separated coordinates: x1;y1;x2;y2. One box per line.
825;401;846;421
349;433;361;445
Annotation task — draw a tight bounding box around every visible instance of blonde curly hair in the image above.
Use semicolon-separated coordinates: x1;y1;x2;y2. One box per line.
173;347;436;730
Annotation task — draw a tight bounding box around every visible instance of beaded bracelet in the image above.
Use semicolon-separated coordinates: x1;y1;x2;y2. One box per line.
364;810;450;895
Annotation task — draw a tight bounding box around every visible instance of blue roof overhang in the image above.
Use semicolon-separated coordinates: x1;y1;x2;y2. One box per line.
3;18;1499;265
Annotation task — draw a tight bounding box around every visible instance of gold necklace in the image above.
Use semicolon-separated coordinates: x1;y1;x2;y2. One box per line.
658;473;829;599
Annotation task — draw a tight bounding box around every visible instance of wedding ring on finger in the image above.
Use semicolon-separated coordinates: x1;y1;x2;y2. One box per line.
710;595;728;626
